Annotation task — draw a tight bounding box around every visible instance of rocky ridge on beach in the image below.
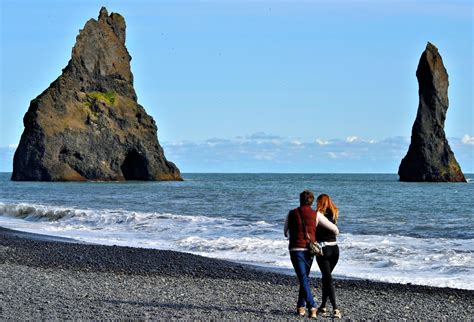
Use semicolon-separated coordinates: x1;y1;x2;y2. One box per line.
399;42;465;182
12;7;181;181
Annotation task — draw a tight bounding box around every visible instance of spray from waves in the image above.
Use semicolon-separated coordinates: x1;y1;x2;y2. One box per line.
175;236;291;268
0;202;277;241
338;233;474;289
1;202;473;290
0;202;225;224
0;202;240;226
0;203;79;221
175;233;474;290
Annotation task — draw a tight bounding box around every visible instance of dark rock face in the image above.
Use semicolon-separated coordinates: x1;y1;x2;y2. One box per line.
398;42;465;182
12;7;182;181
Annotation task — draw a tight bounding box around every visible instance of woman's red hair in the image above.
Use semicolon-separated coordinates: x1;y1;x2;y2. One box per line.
316;194;339;223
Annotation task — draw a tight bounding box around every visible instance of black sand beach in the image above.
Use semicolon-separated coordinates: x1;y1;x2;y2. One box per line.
0;227;472;320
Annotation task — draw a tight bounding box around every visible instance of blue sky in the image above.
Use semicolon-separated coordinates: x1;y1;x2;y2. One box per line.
1;0;473;173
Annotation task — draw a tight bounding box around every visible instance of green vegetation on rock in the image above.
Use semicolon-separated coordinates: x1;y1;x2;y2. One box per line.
85;91;116;106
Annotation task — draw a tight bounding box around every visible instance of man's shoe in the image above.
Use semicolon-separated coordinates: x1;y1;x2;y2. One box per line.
309;307;317;318
296;307;305;316
333;309;342;318
317;307;329;317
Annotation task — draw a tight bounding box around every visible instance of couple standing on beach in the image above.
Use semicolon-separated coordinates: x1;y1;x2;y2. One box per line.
284;190;341;319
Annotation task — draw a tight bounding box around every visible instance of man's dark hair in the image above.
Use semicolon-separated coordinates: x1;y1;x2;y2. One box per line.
299;190;314;206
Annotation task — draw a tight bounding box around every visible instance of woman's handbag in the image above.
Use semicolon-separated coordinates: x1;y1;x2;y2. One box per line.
308;239;323;257
297;208;323;256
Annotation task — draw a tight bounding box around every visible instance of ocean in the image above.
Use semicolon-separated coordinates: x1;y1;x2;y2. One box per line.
0;173;472;290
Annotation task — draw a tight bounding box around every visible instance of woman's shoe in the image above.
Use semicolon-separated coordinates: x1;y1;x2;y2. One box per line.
296;307;305;316
309;307;317;318
333;309;342;318
317;307;329;317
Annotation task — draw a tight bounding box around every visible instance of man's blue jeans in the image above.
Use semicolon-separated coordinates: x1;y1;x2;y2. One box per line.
290;250;316;309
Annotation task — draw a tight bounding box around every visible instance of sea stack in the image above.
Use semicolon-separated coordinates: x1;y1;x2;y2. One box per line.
398;42;465;182
12;7;182;181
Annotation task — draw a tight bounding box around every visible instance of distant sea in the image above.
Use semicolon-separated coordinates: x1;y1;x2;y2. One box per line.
0;173;473;290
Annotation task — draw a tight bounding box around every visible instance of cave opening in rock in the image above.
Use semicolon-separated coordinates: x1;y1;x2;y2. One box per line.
121;150;150;180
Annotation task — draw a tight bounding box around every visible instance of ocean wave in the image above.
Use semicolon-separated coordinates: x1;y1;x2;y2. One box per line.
0;202;203;223
0;202;274;235
340;233;473;268
0;203;79;221
0;202;473;290
0;202;210;223
177;235;288;254
336;233;474;289
171;233;474;289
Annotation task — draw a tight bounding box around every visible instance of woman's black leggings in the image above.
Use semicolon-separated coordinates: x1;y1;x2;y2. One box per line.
315;245;339;309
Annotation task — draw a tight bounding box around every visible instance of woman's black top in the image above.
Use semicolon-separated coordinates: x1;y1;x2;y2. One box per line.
316;211;337;242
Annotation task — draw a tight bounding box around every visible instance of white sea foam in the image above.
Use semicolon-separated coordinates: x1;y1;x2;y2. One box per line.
0;202;473;290
336;233;474;289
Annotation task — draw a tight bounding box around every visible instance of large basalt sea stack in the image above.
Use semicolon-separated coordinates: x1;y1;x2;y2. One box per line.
12;7;182;181
398;42;465;182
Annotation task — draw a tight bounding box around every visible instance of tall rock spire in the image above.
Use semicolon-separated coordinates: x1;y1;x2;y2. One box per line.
398;42;465;182
12;8;182;181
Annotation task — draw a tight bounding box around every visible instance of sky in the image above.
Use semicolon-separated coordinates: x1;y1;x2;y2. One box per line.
0;0;473;173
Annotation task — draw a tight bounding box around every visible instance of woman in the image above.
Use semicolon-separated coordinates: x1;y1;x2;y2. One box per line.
284;190;339;318
315;193;341;319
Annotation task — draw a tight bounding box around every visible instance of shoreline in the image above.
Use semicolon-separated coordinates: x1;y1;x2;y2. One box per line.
1;226;473;319
1;225;471;291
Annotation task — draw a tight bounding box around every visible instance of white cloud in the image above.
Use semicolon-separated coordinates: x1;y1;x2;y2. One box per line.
325;151;355;159
206;142;216;147
38;133;467;173
315;138;329;145
345;136;358;143
270;139;282;146
326;152;337;159
169;141;185;146
291;140;303;146
0;146;16;172
2;134;472;174
461;134;474;145
246;132;282;140
253;153;275;161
